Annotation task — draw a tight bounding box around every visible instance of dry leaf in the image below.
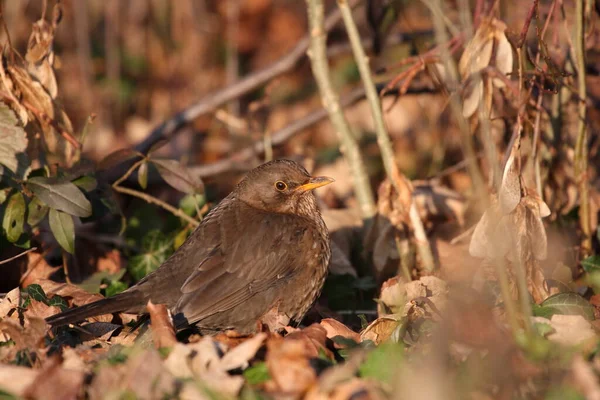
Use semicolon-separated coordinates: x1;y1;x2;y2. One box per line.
148;301;177;349
0;364;38;397
20;252;60;287
219;332;267;371
23;355;85;400
320;318;360;346
266;335;318;395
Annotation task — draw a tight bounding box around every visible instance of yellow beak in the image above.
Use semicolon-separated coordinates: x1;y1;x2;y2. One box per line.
296;176;335;192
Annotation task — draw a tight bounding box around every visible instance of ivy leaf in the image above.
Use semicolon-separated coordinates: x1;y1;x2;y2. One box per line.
27;176;92;217
138;161;148;190
25;284;48;303
0;102;28;175
2;192;25;243
128;230;172;281
150;159;203;194
49;208;75;254
535;292;595;321
582;255;600;273
47;295;69;311
27;196;49;226
105;280;128;297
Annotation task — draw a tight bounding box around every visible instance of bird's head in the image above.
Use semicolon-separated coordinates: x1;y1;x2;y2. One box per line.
235;159;334;216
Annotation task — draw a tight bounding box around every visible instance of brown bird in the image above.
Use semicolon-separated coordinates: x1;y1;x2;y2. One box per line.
46;159;333;334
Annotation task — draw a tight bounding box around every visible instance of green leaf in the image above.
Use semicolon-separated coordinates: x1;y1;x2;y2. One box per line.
105;280;128;297
137;161;148;190
2;192;25;243
582;255;600;273
359;341;404;384
150;159;203;194
72;175;97;192
27;177;92;217
49;208;75;254
47;295;69;311
0;102;28;175
536;292;595;321
25;284;48;303
79;270;127;294
27;196;48;226
243;362;270;385
128;230;172;281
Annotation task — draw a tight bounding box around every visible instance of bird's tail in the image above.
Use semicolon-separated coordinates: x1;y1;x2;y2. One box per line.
45;290;145;327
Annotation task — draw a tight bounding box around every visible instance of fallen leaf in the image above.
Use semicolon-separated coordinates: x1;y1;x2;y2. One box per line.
320;318;360;347
219;332;267;371
23;355;85;400
147;301;177;349
0;364;38;397
266;335;318;395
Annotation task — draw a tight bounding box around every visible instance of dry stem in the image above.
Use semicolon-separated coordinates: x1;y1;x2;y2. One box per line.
337;0;434;271
306;0;376;219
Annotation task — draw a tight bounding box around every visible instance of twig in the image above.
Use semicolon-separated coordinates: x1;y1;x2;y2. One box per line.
518;0;540;48
134;0;359;155
337;0;435;271
20;98;81;149
574;0;591;257
0;247;38;265
306;0;376;219
188;84;437;178
113;185;200;227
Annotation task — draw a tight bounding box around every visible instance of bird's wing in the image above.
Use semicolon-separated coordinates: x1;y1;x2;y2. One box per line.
174;200;317;325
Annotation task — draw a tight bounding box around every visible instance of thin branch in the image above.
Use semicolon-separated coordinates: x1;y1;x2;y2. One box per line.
0;247;38;265
306;0;376;220
112;185;200;227
337;0;434;272
188;84;436;178
517;0;540;48
134;0;359;155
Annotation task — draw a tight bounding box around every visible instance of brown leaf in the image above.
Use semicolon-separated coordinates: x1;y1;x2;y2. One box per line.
24;355;84;400
147;301;177;349
20;252;60;288
0;365;38;397
360;315;402;345
0;315;48;352
219;332;267;371
0;287;20;320
165;339;244;396
35;279;112;322
266;336;318;395
319;318;360;347
285;323;331;359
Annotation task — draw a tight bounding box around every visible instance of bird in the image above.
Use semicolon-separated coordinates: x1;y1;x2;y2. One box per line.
46;159;334;334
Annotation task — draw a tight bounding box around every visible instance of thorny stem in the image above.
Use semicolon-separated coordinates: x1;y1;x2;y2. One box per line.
337;0;435;271
306;0;376;220
113;185;200;228
574;0;591;257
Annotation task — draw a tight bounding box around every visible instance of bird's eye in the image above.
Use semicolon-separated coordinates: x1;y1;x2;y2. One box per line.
274;181;287;191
